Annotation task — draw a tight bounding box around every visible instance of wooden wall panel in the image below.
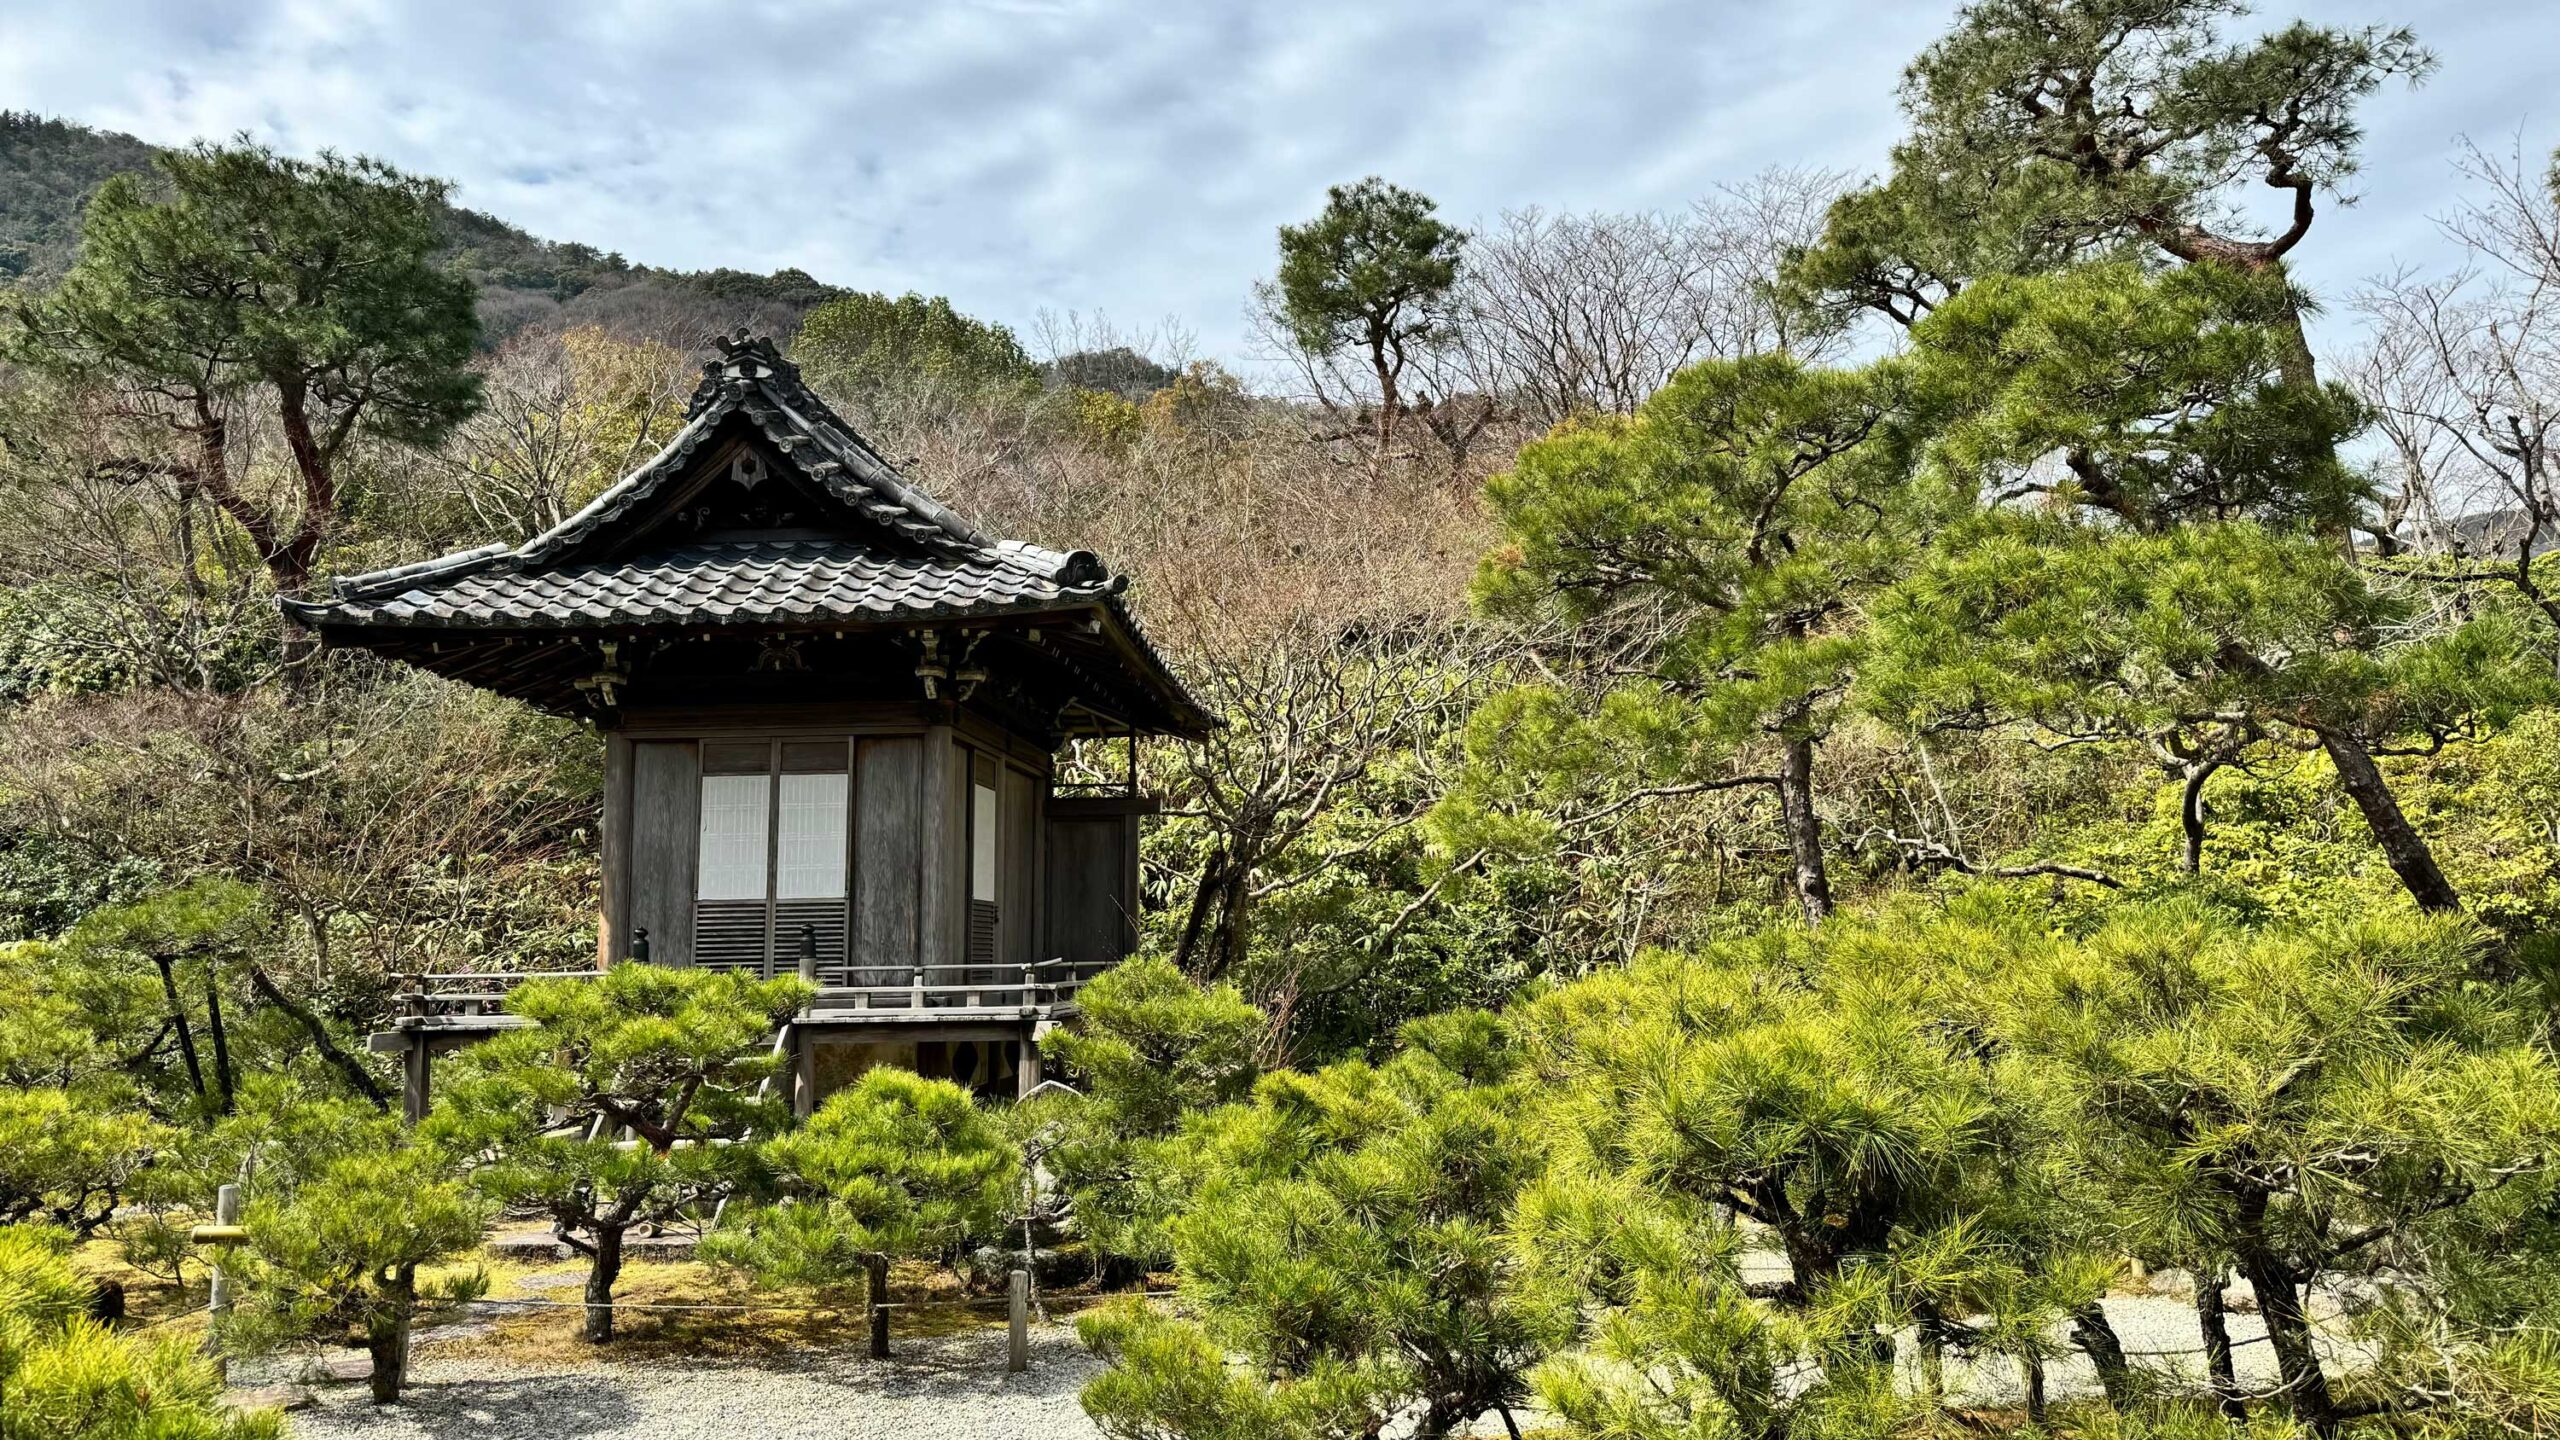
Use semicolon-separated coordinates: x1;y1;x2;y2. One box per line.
1001;764;1037;967
854;736;923;981
1044;813;1136;967
629;741;699;966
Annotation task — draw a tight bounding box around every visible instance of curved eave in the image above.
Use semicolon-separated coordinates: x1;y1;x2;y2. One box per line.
289;595;1215;739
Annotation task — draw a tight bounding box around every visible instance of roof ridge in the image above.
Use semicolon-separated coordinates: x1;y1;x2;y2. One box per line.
303;333;1117;606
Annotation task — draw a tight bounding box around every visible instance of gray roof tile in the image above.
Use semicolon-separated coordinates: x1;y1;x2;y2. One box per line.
310;539;1090;629
280;333;1210;733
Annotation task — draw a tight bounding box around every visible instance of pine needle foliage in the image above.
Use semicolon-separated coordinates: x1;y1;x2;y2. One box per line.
424;963;809;1342
1036;955;1266;1270
706;1068;1016;1290
0;1225;277;1440
1078;1011;1548;1440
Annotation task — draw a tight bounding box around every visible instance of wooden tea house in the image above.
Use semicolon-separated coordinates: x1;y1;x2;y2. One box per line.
286;333;1210;1117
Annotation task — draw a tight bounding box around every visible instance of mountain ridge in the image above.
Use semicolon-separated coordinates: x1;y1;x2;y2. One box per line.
0;111;846;343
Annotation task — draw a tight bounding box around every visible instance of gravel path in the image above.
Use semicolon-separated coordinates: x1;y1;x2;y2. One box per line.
265;1325;1105;1440
247;1262;2366;1436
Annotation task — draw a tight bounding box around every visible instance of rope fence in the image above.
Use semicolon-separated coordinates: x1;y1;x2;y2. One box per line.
415;1289;1181;1318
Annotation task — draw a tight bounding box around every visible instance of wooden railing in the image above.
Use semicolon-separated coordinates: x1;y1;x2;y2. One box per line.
801;957;1107;1014
392;968;606;1022
389;953;1106;1023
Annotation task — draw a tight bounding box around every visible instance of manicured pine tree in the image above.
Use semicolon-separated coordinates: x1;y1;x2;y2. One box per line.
232;1132;488;1404
1453;353;1927;924
1034;955;1265;1272
705;1068;1016;1300
1505;904;2113;1434
1874;263;2555;908
0;1225;280;1440
1973;902;2560;1434
0;1087;163;1237
1078;1011;1550;1440
425;964;808;1342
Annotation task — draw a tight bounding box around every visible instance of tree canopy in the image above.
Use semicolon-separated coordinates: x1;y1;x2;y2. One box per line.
6;141;483;593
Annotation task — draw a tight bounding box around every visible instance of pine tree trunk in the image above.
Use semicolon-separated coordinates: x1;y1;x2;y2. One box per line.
2197;1268;2244;1418
201;965;235;1115
2238;1249;2337;1436
2316;727;2460;913
1368;330;1400;472
367;1273;415;1404
584;1226;625;1343
151;955;208;1106
2067;1301;2136;1412
247;964;390;1109
2020;1350;2047;1426
1777;735;1833;924
2180;761;2219;873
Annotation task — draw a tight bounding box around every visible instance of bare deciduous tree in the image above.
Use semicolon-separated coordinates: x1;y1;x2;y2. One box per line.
1450;169;1850;428
2353;135;2560;667
1132;601;1505;981
426;327;693;543
0;377;278;693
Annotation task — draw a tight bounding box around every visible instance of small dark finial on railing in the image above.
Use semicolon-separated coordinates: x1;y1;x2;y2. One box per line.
630;927;651;964
797;925;819;985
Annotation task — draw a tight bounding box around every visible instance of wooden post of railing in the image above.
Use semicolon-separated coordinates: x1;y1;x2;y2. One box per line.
866;1253;891;1358
1008;1268;1030;1373
1015;1028;1042;1099
401;977;431;1123
910;965;926;1010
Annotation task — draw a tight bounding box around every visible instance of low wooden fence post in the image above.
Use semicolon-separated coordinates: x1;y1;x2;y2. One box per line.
1008;1268;1029;1373
193;1183;247;1384
867;1253;891;1359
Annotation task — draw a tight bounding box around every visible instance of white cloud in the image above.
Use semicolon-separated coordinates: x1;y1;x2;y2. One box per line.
4;0;2552;360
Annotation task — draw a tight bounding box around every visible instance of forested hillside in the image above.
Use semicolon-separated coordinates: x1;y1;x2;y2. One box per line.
1;111;845;342
5;1;2560;1436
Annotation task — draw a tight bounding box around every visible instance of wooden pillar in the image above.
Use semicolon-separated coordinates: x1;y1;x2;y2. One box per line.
791;1026;816;1118
1016;1026;1044;1099
599;733;634;966
205;1181;241;1381
402;1037;431;1124
793;929;819;1116
918;724;961;977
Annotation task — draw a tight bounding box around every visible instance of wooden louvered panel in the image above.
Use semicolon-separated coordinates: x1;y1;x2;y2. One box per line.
966;900;999;967
774;898;847;979
693;898;771;974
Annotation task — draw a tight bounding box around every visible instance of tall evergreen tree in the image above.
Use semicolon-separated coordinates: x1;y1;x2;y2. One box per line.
1453;354;1925;923
1877;264;2553;909
1786;0;2428;338
5;141;482;596
1269;178;1468;464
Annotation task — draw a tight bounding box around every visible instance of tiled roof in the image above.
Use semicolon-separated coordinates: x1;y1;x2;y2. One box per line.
302;538;1107;629
280;333;1211;734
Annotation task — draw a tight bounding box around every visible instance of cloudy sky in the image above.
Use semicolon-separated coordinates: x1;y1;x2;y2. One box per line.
3;0;2553;361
